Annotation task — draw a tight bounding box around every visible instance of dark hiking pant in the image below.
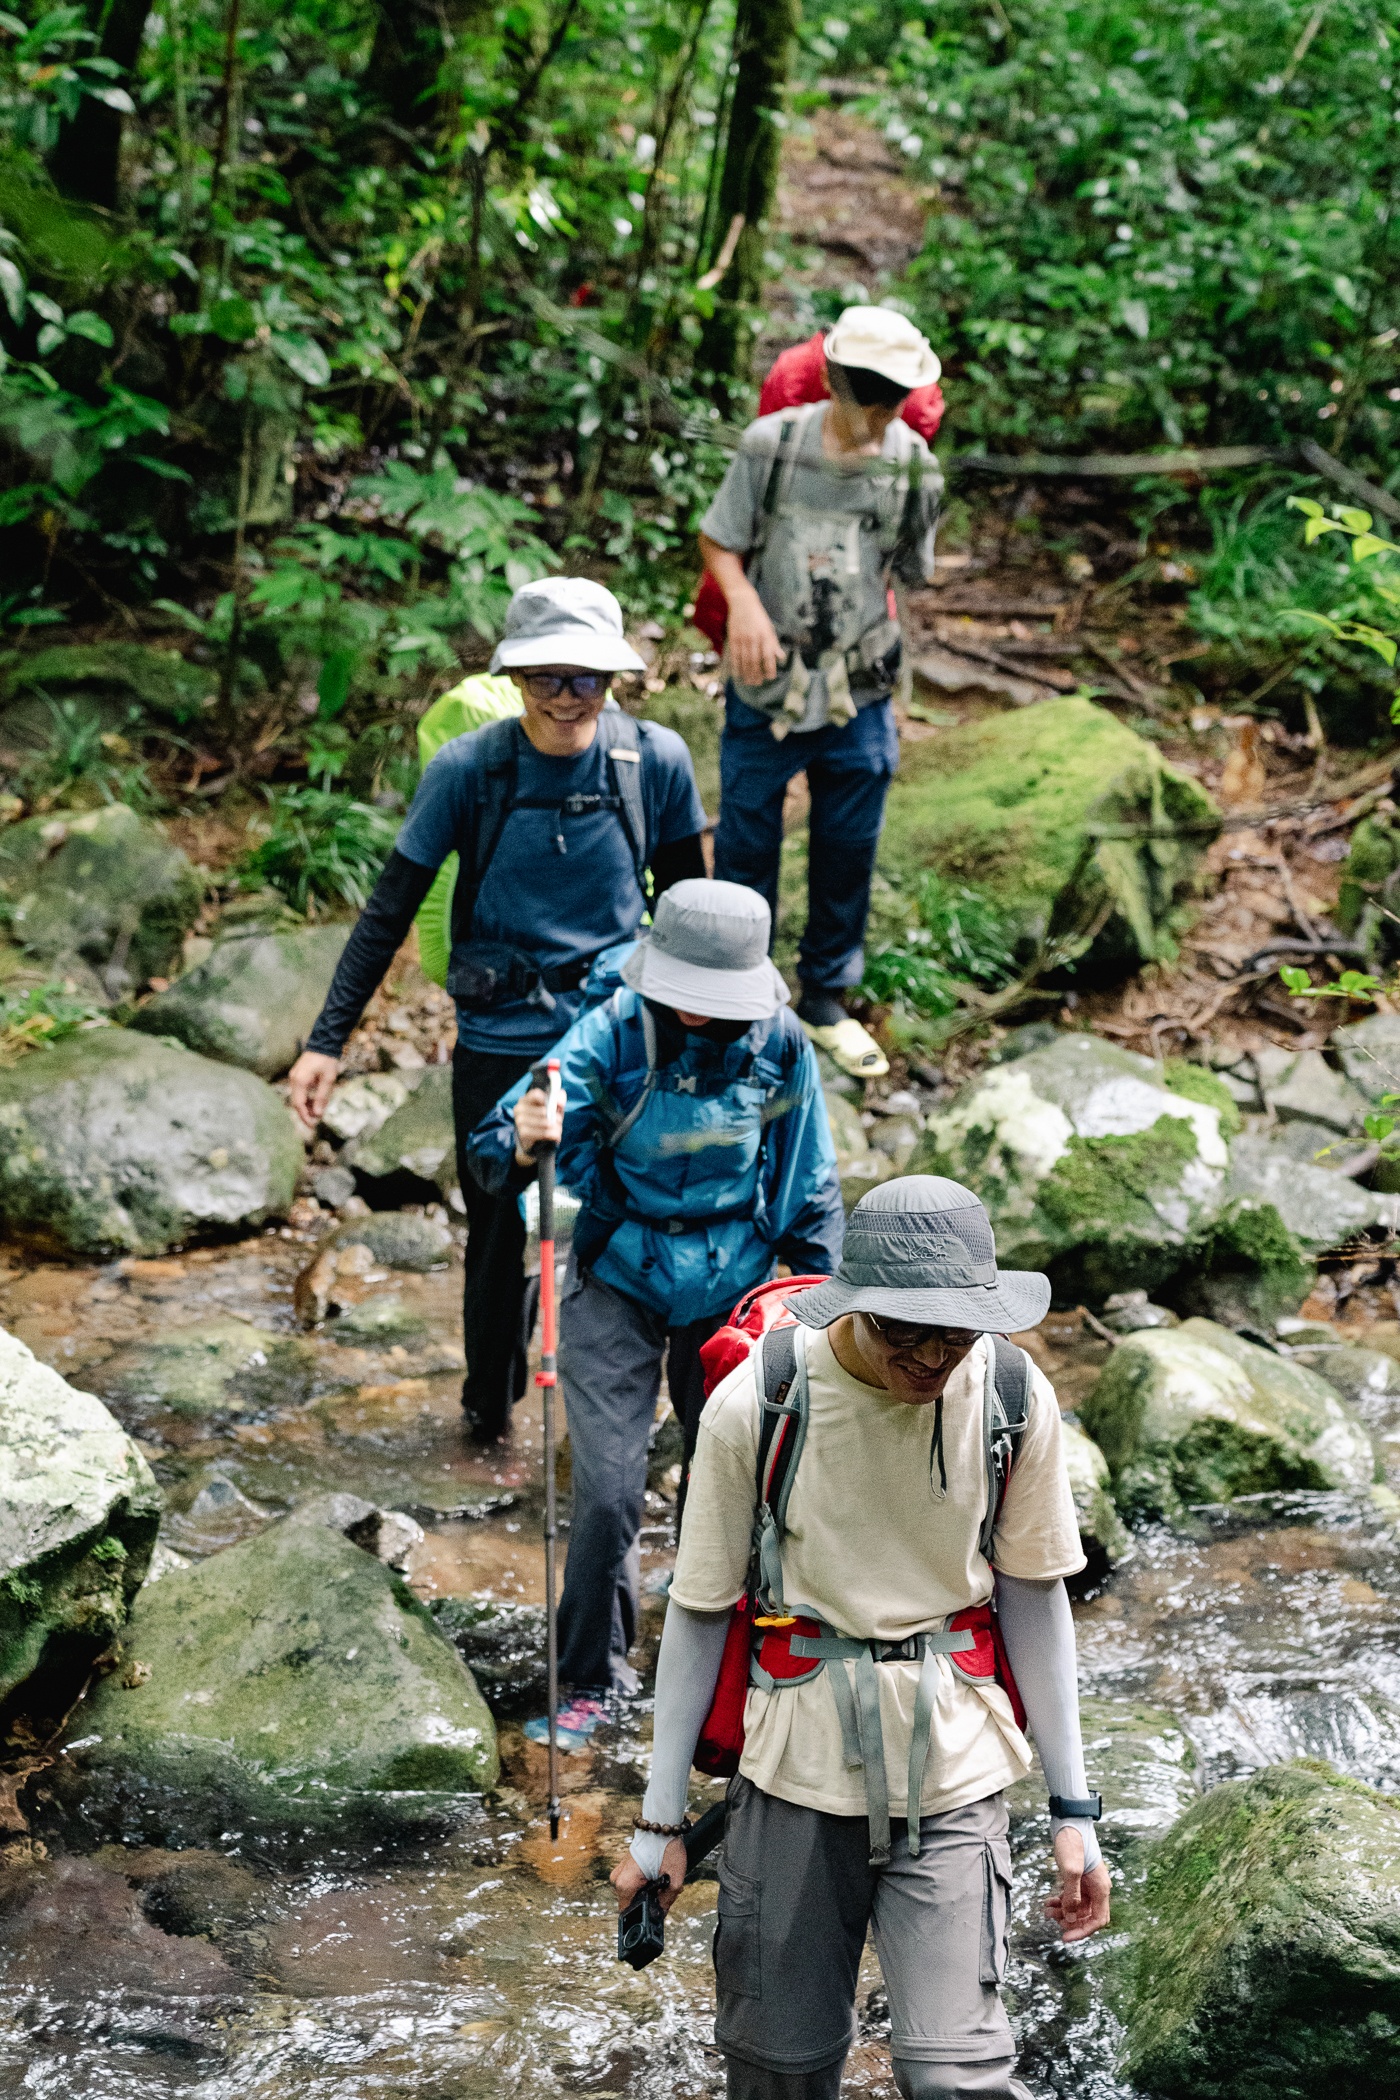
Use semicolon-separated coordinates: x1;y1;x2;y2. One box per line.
713;687;899;995
556;1266;724;1691
716;1777;1033;2100
453;1046;537;1439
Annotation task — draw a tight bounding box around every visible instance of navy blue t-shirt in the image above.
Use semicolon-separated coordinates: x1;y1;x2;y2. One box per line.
397;716;705;1055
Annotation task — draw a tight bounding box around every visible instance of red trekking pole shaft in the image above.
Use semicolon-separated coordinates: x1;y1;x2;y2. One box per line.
533;1057;563;1841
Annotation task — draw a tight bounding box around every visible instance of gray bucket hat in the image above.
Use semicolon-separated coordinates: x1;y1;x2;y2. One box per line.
621;879;791;1021
489;576;647;673
791;1175;1051;1333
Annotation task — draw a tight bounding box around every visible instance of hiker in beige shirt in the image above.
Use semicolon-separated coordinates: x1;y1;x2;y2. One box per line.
613;1175;1111;2100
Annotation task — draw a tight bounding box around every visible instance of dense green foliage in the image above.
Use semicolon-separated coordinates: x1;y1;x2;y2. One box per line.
0;0;1392;798
842;0;1400;465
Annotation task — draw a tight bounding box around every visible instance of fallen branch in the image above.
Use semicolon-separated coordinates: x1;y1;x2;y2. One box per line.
1296;439;1400;526
949;445;1282;480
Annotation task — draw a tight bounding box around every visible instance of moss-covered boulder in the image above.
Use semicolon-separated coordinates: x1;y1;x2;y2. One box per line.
1287;1339;1400;1485
1118;1762;1400;2098
343;1065;456;1201
0;804;202;996
910;1035;1233;1304
0;642;215;726
90;1317;321;1422
1336;804;1400;960
875;697;1218;981
130;923;350;1078
1;1326;161;1721
1080;1318;1376;1523
69;1514;497;1843
0;1028;301;1257
1062;1415;1132;1570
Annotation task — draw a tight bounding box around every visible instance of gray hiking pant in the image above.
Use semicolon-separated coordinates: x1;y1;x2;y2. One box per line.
716;1777;1033;2100
555;1266;721;1691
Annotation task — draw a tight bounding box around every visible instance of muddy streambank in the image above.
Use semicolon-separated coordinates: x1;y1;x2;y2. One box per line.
4;1238;1400;2099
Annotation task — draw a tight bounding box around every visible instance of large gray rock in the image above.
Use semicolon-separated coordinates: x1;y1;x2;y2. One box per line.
1286;1339;1400;1486
0;1327;161;1716
1331;1011;1400;1104
909;1035;1232;1303
343;1065;456;1200
1188;1136;1390;1329
1080;1318;1376;1523
69;1515;497;1842
131;923;351;1077
1251;1046;1369;1133
0;804;202;996
1061;1415;1132;1569
0;1028;302;1256
1116;1762;1400;2098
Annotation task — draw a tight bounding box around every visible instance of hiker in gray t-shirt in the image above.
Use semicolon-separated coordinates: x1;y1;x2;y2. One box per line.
699;307;943;1082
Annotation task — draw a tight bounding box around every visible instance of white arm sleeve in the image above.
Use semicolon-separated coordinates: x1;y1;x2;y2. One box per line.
995;1571;1103;1876
629;1601;731;1881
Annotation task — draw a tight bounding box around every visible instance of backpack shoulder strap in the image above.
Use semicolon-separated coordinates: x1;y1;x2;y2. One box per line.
449;714;521;948
750;405;816;568
978;1337;1034;1562
595;708;648;885
601;996;659;1151
752;1323;809;1613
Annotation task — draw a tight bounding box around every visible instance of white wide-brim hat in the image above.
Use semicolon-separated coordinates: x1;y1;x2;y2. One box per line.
490;576;647;673
621;878;791;1022
823;305;941;391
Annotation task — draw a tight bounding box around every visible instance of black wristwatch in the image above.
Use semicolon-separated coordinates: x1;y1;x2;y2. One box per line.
1048;1793;1102;1821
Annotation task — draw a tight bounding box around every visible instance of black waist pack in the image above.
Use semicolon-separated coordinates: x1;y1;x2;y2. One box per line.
446;942;592;1012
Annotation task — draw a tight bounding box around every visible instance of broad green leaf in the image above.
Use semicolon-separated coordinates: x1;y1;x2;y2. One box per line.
208;295;257;343
270;332;330;386
1279;964;1311;995
1352;534;1396;564
64;310;112;347
0;255;24;324
1337;507;1372;534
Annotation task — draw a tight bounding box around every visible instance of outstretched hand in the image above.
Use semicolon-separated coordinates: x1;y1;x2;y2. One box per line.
1046;1827;1111;1943
288;1049;340;1133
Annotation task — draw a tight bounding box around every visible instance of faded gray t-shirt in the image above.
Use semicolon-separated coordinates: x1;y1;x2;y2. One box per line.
701;403;941;714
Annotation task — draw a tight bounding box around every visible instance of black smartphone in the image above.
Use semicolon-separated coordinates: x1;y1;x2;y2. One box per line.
617;1881;667;1971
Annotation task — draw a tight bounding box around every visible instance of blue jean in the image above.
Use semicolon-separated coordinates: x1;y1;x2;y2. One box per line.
713;686;900;993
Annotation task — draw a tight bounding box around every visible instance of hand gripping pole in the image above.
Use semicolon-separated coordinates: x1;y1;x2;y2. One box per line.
532;1056;564;1841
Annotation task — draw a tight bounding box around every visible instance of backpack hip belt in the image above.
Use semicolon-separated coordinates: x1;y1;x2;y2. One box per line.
749;1610;983;1866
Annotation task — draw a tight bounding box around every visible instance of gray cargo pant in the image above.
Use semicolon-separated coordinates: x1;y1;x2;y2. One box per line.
716;1777;1033;2100
555;1266;722;1691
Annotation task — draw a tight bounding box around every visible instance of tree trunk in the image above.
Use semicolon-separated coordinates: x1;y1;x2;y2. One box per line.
50;0;155;209
698;0;798;397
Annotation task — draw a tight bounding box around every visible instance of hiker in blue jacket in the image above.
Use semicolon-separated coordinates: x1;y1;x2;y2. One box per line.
467;879;843;1740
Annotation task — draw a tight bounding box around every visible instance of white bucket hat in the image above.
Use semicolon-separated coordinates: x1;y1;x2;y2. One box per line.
823;306;941;391
489;576;647;674
621;879;791;1021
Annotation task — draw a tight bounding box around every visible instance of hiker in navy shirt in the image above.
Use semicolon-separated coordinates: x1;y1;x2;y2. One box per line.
290;578;707;1442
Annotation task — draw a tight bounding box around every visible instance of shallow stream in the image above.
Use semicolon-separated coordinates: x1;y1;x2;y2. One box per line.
4;1232;1400;2099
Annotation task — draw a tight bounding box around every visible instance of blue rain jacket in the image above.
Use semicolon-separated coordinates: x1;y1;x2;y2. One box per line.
467;987;844;1325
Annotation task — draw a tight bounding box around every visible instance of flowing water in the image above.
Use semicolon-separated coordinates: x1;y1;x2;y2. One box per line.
3;1229;1400;2099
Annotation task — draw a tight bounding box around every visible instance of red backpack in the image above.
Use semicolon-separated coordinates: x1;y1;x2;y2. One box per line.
690;1282;1032;1777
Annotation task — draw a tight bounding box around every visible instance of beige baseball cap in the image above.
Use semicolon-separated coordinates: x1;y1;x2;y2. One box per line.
823;306;941;391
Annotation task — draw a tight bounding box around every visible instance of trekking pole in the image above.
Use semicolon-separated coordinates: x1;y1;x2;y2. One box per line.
533;1055;564;1842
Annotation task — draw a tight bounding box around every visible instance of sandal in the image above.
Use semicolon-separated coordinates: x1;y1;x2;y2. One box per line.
800;1015;889;1079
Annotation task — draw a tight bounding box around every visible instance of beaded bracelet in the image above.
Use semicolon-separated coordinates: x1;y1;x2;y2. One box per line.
634;1816;691;1837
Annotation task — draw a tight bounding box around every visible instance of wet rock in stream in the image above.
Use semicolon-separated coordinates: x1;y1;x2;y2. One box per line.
1081;1318;1377;1523
1118;1761;1400;2098
89;1315;321;1421
64;1508;498;1845
0;1029;302;1256
342;1066;456;1204
0;1326;161;1722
